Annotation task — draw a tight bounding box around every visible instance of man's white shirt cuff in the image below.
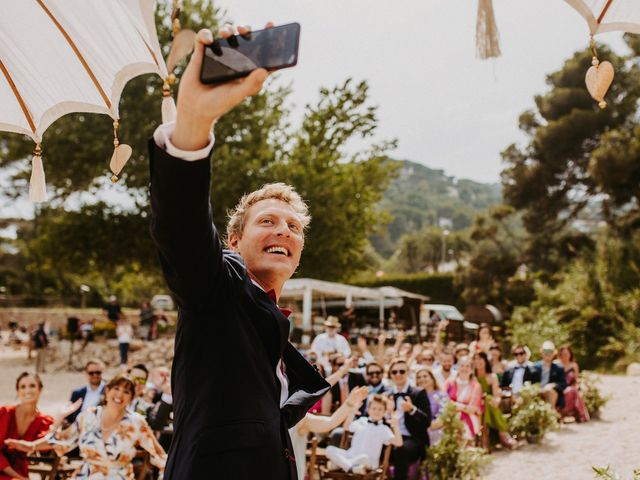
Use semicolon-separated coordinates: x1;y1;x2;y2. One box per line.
153;122;215;161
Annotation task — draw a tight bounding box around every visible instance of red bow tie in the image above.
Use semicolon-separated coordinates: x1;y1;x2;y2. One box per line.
267;289;292;318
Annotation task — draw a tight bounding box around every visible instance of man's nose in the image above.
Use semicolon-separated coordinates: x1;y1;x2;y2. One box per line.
275;220;290;236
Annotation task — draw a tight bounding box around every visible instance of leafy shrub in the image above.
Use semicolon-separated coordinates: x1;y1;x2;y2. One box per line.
93;320;116;339
358;272;459;305
508;383;558;443
426;402;490;480
581;373;610;418
592;466;640;479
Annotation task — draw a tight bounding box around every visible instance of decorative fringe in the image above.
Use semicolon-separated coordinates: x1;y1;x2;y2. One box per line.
29;144;47;203
476;0;501;60
161;89;177;123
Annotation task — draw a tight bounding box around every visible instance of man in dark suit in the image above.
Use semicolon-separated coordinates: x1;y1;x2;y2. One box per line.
149;26;329;480
329;354;365;411
500;344;536;394
66;359;105;424
531;341;567;409
387;358;431;480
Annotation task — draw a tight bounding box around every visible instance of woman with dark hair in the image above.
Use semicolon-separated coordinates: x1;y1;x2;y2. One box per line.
470;323;495;355
7;375;166;479
558;345;590;422
473;352;517;449
0;373;55;480
488;343;506;380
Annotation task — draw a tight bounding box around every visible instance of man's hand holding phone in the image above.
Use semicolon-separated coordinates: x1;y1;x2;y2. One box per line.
171;24;271;152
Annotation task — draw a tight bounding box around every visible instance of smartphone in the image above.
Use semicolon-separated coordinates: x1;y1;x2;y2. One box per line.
200;22;300;85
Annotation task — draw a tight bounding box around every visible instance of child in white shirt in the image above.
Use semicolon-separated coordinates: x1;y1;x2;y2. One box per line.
326;394;403;474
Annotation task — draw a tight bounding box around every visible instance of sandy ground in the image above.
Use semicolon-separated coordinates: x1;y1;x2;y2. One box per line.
1;343;639;479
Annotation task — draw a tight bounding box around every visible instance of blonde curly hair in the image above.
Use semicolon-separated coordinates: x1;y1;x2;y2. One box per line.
226;183;311;244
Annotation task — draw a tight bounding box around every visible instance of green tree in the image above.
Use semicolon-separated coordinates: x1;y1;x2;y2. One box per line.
500;43;640;269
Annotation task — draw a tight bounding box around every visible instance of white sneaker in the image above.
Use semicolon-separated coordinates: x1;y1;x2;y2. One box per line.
351;465;367;475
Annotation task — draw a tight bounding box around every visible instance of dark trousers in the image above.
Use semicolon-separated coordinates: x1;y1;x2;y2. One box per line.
119;342;130;365
391;436;424;480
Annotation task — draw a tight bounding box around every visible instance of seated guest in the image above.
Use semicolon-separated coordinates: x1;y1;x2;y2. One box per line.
326;394;403;474
454;343;470;365
0;372;71;480
558;345;589;422
359;361;389;416
291;387;369;480
433;350;456;386
387;358;431;480
470;323;495;354
67;359;106;424
310;316;352;371
473;352;517;449
444;356;482;440
8;375;166;479
329;354;365;411
128;363;151;415
415;368;448;445
532;341;566;409
500;344;536;394
488;344;507;381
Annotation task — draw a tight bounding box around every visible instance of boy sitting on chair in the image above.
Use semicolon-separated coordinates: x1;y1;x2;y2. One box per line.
325;394;403;474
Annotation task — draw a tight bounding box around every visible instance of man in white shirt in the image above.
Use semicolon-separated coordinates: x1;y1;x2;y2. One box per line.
310;316;352;371
500;344;535;394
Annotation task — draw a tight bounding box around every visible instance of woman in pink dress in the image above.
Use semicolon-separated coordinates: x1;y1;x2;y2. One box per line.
444;356;482;440
558;345;590;423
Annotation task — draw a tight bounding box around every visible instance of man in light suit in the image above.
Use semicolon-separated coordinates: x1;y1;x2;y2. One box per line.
149;25;329;479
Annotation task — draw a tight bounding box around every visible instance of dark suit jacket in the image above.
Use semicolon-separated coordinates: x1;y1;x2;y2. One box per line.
395;385;432;451
149;141;330;480
500;363;536;390
531;361;567;408
66;385;104;423
330;371;366;409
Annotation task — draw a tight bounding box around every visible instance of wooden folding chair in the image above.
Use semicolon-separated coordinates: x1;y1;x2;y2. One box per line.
28;451;76;480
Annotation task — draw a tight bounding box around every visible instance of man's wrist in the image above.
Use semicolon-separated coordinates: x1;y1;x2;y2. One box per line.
172;112;214;151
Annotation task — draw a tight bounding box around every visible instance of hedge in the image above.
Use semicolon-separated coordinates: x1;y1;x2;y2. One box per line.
357;272;461;306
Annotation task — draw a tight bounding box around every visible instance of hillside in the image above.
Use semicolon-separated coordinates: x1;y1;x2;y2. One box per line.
372;160;501;256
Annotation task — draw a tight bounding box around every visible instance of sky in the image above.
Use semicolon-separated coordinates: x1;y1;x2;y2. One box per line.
0;0;631;219
216;0;628;183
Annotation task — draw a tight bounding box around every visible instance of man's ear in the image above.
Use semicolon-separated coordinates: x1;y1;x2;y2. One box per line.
228;233;239;251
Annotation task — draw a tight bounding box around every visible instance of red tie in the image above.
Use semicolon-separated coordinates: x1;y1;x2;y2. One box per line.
267;289;292;318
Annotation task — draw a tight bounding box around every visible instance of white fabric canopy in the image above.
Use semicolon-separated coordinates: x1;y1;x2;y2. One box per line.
0;0;167;143
564;0;640;35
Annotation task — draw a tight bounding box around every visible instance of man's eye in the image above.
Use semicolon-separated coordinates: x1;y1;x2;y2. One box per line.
261;218;273;224
289;223;300;231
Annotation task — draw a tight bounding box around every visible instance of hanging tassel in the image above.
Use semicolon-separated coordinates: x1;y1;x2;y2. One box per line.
29;144;47;203
476;0;502;60
109;120;132;183
161;77;177;123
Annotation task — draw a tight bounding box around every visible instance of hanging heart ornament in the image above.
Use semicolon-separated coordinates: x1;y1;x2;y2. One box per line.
166;29;196;73
585;58;614;109
110;144;132;182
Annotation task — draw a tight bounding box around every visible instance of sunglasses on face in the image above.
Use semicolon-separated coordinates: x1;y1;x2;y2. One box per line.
423;357;435;362
542;349;554;354
514;351;526;356
87;371;102;376
131;376;147;386
367;371;382;376
390;369;407;375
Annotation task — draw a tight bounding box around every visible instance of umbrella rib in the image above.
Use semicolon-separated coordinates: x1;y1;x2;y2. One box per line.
0;57;36;134
136;31;160;68
597;0;614;24
35;0;112;110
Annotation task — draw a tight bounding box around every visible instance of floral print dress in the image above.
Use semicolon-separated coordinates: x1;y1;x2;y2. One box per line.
49;406;166;479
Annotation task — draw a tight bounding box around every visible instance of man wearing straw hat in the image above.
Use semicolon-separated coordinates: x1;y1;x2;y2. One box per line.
310;316;352;371
148;25;329;479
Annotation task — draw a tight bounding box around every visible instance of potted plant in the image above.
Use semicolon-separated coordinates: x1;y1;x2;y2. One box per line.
508;383;558;443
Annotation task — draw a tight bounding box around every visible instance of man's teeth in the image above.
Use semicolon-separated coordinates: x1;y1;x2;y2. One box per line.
266;246;288;256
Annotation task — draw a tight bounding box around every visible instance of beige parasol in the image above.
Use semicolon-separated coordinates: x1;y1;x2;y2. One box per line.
0;0;171;202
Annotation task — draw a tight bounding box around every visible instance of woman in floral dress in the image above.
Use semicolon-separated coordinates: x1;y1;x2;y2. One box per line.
7;375;166;479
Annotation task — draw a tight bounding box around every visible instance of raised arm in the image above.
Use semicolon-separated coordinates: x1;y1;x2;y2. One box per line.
150;27;268;311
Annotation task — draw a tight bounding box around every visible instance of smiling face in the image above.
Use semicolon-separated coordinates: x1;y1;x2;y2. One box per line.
416;370;435;392
105;382;133;410
16;375;41;405
228;198;304;293
367;399;386;422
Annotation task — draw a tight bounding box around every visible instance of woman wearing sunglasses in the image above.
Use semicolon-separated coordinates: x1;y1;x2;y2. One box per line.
6;375;166;479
